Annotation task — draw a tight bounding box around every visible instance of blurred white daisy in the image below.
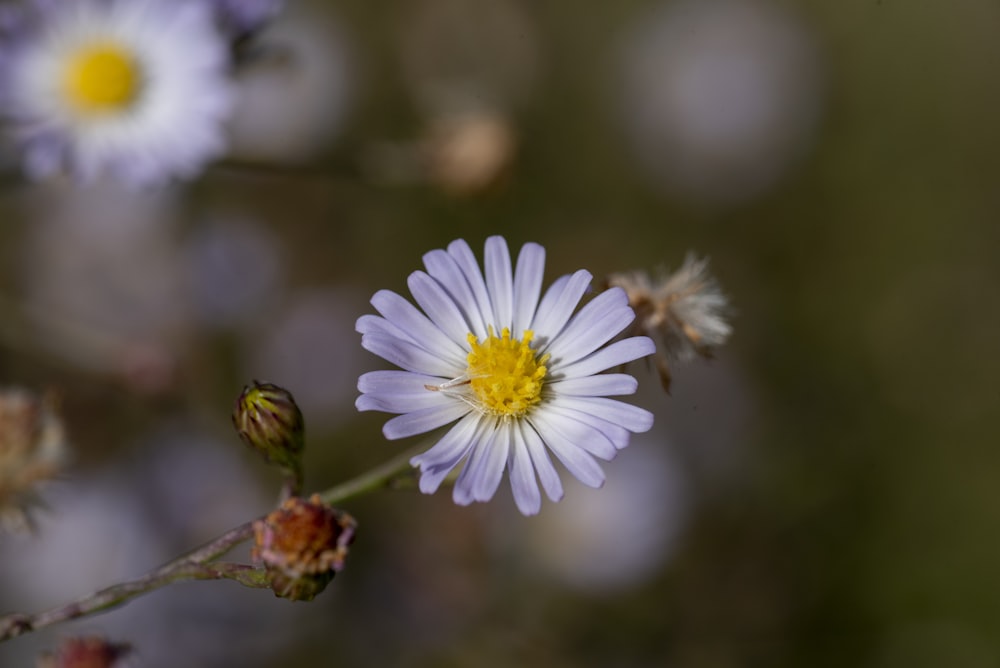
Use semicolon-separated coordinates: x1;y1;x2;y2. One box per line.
356;236;656;516
0;0;234;185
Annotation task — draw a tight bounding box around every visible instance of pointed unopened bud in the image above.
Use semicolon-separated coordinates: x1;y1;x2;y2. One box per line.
233;381;304;479
252;494;356;601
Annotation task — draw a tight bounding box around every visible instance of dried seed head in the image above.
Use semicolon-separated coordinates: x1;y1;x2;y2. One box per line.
607;254;731;392
0;388;68;532
252;494;356;601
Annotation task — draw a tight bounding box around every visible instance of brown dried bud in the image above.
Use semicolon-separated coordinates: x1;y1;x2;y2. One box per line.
252;494;356;601
0;388;67;532
232;381;304;478
36;636;132;668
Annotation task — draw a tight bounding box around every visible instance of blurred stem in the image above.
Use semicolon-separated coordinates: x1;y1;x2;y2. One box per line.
279;465;305;503
0;444;424;643
317;444;423;505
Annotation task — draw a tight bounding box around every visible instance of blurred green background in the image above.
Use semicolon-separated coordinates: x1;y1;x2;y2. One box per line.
2;0;999;666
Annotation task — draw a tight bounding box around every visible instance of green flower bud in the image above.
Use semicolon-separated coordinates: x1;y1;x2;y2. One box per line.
232;381;304;478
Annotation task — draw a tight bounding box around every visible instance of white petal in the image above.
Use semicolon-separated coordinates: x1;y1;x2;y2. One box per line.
531;269;592;346
407;271;474;346
555;336;655;379
520;421;563;502
356;314;408;340
411;413;482;493
452;420;501;506
532;410;617;461
484;236;513;330
448;239;494;339
537;421;606;489
541;400;632;450
508;430;541;515
547;373;638;397
545;288;635;365
471;422;511;502
551;396;655;434
423;248;489;337
356;388;451;414
371;289;467;365
361;332;460;377
358;369;443;395
382;401;470;439
356;369;452;413
512;242;545;335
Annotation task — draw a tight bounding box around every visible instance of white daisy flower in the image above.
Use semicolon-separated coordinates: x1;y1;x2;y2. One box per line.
0;0;234;185
356;236;656;516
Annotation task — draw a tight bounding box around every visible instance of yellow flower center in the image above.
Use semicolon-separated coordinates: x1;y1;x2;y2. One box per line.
466;327;548;417
63;43;142;113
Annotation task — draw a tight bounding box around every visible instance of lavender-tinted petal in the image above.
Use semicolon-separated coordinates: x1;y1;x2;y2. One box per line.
372;289;466;364
547;373;639;397
551;395;655;434
448;239;494;337
423;248;489;337
411;413;482;493
509;430;542;515
484;236;514;330
512;242;545;335
541;400;632;450
532;411;617;461
545;287;635;365
531;269;592;347
361;332;460;377
521;421;563;503
407;271;474;346
549;443;606;489
382;401;469;439
555;336;655;379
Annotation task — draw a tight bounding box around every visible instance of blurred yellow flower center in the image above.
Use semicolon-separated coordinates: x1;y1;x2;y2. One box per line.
466;327;548;417
63;43;141;113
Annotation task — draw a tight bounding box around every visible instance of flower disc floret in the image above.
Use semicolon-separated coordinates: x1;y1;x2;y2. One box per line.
466;327;547;417
63;44;142;113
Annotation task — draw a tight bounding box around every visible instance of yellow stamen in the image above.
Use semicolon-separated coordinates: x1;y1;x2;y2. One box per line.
465;327;548;417
63;43;142;113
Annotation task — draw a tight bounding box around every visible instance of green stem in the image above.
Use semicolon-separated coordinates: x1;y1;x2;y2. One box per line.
318;443;423;505
0;444;424;643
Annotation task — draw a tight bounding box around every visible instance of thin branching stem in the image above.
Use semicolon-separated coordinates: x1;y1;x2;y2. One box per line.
0;443;426;643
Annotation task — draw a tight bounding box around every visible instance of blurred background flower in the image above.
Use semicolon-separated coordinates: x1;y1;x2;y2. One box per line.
617;0;824;208
0;0;999;665
226;2;354;165
0;0;234;185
